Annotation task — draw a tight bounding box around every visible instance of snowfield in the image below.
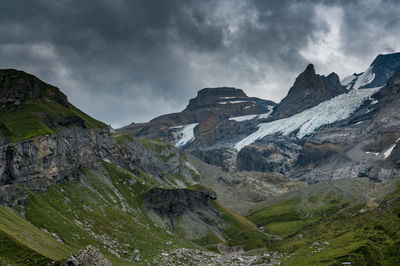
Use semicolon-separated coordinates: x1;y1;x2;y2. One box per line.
175;123;199;147
234;87;381;151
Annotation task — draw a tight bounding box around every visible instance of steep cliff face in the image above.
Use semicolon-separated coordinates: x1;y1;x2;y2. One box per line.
272;64;346;119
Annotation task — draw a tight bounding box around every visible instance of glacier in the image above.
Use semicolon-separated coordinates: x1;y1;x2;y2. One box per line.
234;87;381;151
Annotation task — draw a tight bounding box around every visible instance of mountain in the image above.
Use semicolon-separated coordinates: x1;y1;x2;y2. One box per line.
0;69;291;264
342;52;400;90
272;64;346;119
1;51;400;265
120;54;400;185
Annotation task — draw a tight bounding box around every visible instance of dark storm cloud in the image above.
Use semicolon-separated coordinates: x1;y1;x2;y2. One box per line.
0;0;399;127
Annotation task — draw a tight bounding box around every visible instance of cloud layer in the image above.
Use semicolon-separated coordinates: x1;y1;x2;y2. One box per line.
0;0;399;127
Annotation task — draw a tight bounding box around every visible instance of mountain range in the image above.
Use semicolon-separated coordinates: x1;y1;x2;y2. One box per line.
0;52;400;265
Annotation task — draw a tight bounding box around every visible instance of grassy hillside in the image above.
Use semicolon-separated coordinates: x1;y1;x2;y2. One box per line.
247;178;400;265
0;162;267;264
23;163;193;264
0;69;106;142
0;205;74;265
0;98;106;142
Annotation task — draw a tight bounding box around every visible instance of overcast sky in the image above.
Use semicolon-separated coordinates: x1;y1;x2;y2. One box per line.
1;0;400;127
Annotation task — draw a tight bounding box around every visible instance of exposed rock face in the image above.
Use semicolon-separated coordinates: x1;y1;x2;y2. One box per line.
64;245;111;266
0;69;68;106
237;136;302;174
272;64;346;119
0;127;191;205
143;187;226;239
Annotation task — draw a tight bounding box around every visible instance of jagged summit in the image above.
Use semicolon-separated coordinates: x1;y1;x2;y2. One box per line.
272;64;346;119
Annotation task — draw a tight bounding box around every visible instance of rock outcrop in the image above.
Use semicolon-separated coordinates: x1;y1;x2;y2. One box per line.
272;64;346;119
143;187;226;240
63;245;111;266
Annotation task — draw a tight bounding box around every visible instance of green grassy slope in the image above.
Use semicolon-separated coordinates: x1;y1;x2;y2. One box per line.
0;69;105;142
0;98;106;142
23;163;194;264
0;205;74;265
0;162;264;264
247;179;400;265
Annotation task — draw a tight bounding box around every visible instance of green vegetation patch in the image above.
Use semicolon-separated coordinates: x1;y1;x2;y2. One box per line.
0;97;105;142
0;205;74;263
213;202;267;251
23;163;196;264
139;139;177;162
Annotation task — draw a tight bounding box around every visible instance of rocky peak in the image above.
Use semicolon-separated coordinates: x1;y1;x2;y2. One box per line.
185;87;247;111
365;52;400;89
272;64;346;119
343;52;400;90
0;69;68;106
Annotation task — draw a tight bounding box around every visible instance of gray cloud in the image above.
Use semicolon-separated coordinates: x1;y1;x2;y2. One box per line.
0;0;399;127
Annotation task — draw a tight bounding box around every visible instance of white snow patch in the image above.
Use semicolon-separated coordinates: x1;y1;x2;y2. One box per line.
175;123;199;147
366;151;379;156
219;100;248;104
353;66;375;90
169;125;184;129
219;96;236;99
234;88;381;151
384;138;400;158
341;74;357;86
258;106;274;119
228;106;274;123
229;114;258;122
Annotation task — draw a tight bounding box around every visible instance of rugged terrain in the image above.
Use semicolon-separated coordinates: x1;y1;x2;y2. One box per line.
0;52;400;265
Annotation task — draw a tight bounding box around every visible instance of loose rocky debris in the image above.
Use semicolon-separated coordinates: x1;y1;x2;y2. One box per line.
152;248;284;265
63;245;111;266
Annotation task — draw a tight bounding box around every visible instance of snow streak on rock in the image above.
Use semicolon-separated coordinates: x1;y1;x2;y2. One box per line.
234;87;381;151
384;138;400;158
175;123;199;147
353;66;375;90
229;106;275;122
229;114;258;122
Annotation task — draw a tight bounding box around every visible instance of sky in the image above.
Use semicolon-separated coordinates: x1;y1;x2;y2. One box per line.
1;0;400;128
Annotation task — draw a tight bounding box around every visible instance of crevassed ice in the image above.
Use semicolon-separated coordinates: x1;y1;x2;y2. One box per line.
175;123;199;147
234;87;381;151
353;66;375;90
